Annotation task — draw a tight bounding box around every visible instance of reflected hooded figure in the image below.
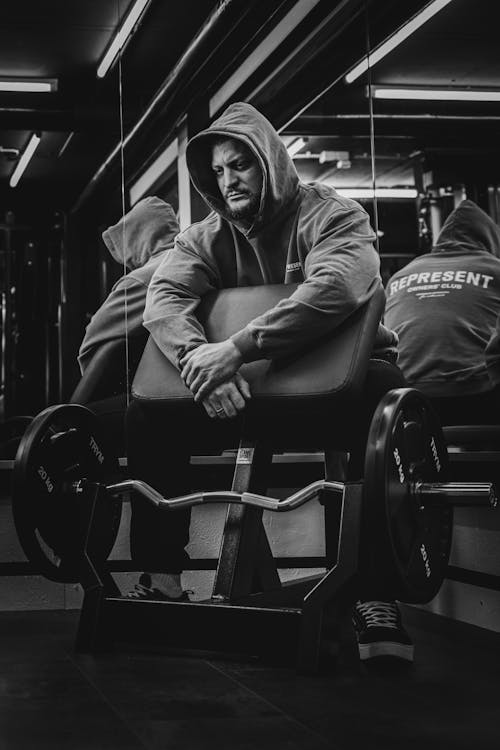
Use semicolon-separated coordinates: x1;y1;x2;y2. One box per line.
385;199;500;403
78;196;179;374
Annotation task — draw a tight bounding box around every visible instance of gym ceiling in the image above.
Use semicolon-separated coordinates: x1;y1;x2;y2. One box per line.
0;0;498;216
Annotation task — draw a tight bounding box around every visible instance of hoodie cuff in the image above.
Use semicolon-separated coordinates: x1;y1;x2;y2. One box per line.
230;327;262;363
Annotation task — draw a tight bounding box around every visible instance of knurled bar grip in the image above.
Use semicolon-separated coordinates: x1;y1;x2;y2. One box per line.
415;482;497;507
105;479;345;512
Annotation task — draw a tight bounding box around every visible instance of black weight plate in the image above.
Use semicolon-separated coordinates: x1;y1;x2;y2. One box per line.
12;404;121;583
363;388;452;604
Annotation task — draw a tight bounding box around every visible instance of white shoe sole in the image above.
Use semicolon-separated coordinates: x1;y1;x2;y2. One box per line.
358;641;414;661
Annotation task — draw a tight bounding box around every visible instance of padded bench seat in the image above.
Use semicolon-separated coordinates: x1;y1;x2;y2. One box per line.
131;283;386;448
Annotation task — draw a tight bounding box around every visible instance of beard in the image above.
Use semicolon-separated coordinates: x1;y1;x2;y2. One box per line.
225;191;261;222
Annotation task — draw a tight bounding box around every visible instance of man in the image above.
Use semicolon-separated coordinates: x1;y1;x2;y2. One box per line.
385;199;500;425
75;197;179;457
78;196;180;374
127;103;410;661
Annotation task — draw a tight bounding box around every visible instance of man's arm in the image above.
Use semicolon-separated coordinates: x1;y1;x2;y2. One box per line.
78;278;147;374
485;314;500;388
232;202;380;362
144;236;251;418
182;201;381;400
143;237;220;367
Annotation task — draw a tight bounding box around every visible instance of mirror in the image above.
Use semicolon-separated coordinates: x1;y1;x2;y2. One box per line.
0;2;128;421
368;0;500;284
276;1;377;241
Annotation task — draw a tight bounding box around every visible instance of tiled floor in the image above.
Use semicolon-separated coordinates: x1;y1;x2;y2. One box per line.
0;606;499;750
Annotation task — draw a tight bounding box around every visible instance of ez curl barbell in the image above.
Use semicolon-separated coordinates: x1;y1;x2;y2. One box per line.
11;388;496;604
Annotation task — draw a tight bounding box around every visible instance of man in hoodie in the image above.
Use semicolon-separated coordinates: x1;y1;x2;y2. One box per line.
127;103;410;661
385;199;500;425
78;196;180;374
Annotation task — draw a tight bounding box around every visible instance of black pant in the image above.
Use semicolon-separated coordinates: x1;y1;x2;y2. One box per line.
85;393;128;456
125;359;406;574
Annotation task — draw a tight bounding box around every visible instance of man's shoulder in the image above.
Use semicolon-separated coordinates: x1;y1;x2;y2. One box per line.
177;211;225;246
298;181;369;217
124;253;167;287
389;255;429;278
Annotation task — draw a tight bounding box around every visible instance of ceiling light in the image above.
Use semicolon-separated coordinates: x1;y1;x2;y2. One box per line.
345;0;455;84
286;137;307;158
209;0;324;116
0;146;20;159
9;133;41;188
97;0;151;79
129;139;178;205
0;77;57;93
336;188;417;199
319;150;350;164
370;87;500;102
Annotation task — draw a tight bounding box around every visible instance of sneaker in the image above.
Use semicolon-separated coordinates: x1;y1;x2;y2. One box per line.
124;573;190;602
352;600;414;662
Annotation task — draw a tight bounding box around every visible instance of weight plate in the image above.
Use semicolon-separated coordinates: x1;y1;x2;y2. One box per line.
12;404;121;583
363;388;452;604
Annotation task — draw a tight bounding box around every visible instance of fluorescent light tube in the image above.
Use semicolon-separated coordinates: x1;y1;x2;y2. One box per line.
286;138;306;158
9;133;41;188
97;0;151;78
129;139;178;205
337;188;417;199
345;0;455;84
371;87;500;102
209;0;323;116
0;78;57;92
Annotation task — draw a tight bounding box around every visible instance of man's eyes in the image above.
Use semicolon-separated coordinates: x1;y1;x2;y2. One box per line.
212;160;251;174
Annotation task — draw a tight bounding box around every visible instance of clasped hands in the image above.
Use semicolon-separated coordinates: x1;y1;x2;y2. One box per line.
179;340;251;419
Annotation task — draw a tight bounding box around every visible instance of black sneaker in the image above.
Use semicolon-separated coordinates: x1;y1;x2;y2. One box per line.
353;600;414;662
124;573;190;602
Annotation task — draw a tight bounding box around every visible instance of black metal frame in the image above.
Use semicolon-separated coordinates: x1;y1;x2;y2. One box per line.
74;435;363;674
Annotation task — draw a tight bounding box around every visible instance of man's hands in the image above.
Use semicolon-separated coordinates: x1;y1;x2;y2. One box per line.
180;340;250;419
180;340;243;402
200;373;251;419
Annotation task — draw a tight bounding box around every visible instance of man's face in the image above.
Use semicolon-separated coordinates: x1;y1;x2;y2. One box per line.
211;139;262;222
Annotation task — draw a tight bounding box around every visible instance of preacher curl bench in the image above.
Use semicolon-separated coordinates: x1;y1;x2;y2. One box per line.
11;284;497;673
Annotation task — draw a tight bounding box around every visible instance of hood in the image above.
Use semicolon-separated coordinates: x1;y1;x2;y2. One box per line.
433;199;500;257
186;102;299;234
102;196;179;271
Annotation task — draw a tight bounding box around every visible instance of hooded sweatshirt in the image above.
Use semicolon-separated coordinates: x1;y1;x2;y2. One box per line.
384;200;500;397
78;196;179;373
144;103;396;368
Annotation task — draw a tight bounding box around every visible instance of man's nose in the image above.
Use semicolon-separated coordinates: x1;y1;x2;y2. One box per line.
223;168;238;189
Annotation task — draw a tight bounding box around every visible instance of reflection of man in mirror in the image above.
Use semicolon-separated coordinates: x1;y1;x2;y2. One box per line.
78;196;180;373
127;102;412;665
385;199;500;425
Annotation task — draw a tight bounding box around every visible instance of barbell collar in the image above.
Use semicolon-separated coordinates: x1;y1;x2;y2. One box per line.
415;481;497;508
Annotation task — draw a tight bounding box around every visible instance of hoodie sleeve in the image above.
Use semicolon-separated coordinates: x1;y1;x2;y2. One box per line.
485;314;500;389
230;201;384;361
78;276;149;374
144;236;220;367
